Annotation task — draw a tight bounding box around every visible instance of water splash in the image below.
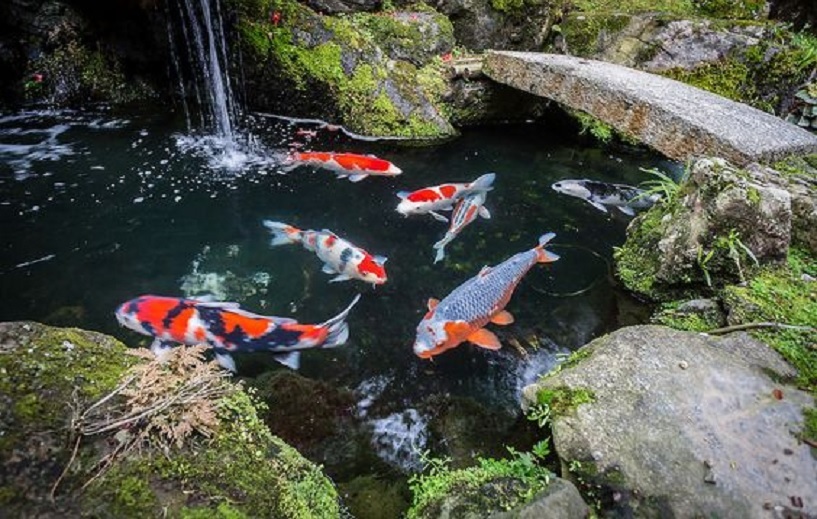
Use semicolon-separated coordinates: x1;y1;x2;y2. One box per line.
370;408;428;472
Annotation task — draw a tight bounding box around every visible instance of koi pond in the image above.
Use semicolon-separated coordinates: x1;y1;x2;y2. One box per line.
0;107;673;504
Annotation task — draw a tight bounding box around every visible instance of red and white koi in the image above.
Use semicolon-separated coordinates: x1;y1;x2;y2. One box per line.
263;220;388;286
396;173;495;222
432;190;491;263
282;151;402;182
413;234;559;359
115;294;361;372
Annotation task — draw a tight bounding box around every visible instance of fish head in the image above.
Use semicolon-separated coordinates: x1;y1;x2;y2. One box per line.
551;180;591;200
357;254;388;285
115;296;154;336
413;316;449;359
396;198;422;216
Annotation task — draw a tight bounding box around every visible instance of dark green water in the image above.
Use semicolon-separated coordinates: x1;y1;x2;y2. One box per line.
0;107;672;479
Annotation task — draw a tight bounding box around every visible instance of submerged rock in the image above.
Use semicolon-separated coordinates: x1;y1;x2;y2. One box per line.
522;325;816;518
0;321;339;518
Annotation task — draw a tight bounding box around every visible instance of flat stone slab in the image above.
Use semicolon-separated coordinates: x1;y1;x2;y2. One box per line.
483;51;817;165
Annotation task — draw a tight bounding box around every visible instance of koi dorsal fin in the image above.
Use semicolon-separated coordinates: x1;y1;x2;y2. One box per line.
427;298;439;311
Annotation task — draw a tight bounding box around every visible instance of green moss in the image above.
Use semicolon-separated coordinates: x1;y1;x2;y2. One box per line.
87;390;340;518
721;249;817;391
651;301;723;332
662;28;815;114
804;408;817;444
339;475;410;519
536;386;595;417
407;451;552;518
558;12;632;57
773;154;817;180
562;347;594;370
181;503;251;518
613;206;665;298
0;323;135;456
691;0;766;19
570;0;695;15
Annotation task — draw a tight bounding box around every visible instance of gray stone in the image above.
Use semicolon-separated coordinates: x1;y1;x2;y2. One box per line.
490;478;589;519
482;52;817;165
522;325;817;519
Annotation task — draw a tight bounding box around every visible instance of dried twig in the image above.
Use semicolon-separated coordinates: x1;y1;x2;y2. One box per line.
703;322;816;335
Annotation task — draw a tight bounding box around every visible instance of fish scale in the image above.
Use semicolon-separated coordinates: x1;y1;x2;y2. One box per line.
437;249;536;323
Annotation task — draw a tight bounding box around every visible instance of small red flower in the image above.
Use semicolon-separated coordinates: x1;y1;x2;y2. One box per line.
441;53;452;63
32;73;44;83
772;388;783;400
270;10;281;26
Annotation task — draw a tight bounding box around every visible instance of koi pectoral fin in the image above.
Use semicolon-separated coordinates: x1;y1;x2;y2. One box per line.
214;351;237;372
150;339;176;361
467;328;502;350
272;351;301;370
429;211;448;223
490;310;514;326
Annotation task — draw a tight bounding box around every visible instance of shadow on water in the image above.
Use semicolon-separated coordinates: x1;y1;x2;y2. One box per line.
0;106;664;512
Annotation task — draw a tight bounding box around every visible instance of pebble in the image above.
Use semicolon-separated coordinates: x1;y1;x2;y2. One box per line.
679;360;689;370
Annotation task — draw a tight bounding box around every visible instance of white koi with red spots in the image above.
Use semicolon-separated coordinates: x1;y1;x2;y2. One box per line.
413;234;559;359
263;220;388;286
432;190;491;263
396;173;495;222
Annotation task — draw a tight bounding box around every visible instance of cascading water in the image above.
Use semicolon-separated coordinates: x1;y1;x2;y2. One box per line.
167;0;275;171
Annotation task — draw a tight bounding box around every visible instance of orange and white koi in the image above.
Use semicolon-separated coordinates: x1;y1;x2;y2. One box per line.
396;173;495;222
282;151;402;182
263;220;388;286
413;234;559;359
115;294;361;372
432;190;491;263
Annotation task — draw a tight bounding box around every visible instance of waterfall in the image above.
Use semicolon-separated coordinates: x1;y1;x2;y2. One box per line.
172;0;238;140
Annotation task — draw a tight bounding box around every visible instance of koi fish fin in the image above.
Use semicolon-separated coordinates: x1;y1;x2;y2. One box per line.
322;263;337;274
429;211;449;223
617;205;635;216
272;351;301;370
348;174;368;183
397;191;410;199
587;200;609;213
190;294;218;303
196;301;241;310
535;233;560;263
329;273;353;283
214;351;237;372
490;310;515;326
150;339;176;361
478;265;492;277
374;255;388;265
427;298;439;311
271;316;298;325
469;172;496;192
263;220;302;246
478;206;491;219
444;321;472;341
433;243;447;264
467;328;502;350
321;294;360;346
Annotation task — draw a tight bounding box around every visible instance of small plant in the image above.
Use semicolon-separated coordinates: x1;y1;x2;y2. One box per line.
638;166;680;205
526;403;552;428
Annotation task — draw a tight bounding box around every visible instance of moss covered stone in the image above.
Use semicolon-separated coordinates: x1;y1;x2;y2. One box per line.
535;386;595;417
235;0;455;139
0;322;340;518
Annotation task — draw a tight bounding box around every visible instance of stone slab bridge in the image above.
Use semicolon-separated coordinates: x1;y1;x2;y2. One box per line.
482;51;817;166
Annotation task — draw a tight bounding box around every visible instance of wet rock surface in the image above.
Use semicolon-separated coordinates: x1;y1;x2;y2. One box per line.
522;325;817;519
483;52;817;164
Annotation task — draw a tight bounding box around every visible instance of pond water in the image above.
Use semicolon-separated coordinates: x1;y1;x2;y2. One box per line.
0;107;671;487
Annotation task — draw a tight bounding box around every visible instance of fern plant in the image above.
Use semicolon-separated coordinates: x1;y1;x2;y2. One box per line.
637;166;681;205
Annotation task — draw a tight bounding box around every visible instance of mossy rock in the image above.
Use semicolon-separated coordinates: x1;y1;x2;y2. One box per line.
235;0;455;139
0;321;340;518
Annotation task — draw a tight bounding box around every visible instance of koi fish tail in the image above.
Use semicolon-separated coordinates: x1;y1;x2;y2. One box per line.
263;220;303;246
432;235;453;264
535;232;560;263
468;172;496;193
321;294;362;347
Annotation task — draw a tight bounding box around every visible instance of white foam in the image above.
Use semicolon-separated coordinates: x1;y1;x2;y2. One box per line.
370;408;428;472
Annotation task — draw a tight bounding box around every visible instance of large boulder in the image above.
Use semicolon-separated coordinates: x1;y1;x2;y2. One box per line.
615;157;792;301
0;321;339;518
522;325;817;518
